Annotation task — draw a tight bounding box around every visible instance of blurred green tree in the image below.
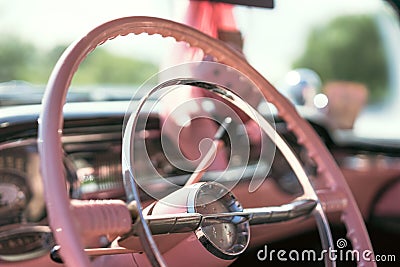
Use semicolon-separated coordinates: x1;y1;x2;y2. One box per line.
72;48;158;85
293;15;388;103
0;36;158;86
0;35;36;82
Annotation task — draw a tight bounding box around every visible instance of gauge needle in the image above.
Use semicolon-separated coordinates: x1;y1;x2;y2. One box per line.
185;117;232;186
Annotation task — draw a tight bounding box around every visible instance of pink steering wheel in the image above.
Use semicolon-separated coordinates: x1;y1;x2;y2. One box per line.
38;17;375;267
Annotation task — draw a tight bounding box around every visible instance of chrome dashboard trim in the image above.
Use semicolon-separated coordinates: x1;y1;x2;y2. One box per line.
0;138;37;151
0;225;53;262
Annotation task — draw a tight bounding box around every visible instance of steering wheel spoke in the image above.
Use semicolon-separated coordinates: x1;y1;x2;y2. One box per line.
141;198;317;236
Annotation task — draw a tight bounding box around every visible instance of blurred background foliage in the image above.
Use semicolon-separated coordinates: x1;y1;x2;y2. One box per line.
293;15;389;103
0;35;158;86
0;14;390;104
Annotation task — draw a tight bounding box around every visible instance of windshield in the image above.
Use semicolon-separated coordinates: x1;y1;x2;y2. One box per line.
1;0;399;140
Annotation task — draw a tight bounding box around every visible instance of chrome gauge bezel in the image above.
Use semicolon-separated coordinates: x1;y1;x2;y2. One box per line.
188;182;250;260
0;225;54;262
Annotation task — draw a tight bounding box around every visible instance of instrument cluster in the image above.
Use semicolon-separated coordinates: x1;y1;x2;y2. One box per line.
0;137;127;262
0;143;55;261
0;117;168;262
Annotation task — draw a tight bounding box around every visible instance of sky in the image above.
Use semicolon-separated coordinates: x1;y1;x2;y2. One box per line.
0;0;382;82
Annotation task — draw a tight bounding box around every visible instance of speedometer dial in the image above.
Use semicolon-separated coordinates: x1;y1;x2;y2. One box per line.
0;170;30;225
0;183;26;208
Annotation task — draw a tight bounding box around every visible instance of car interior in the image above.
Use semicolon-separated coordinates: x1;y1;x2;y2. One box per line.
0;0;399;266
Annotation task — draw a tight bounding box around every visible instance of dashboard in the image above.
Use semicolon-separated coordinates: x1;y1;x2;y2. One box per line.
0;100;400;263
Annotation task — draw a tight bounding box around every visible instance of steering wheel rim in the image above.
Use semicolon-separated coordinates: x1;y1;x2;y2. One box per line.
38;16;375;267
